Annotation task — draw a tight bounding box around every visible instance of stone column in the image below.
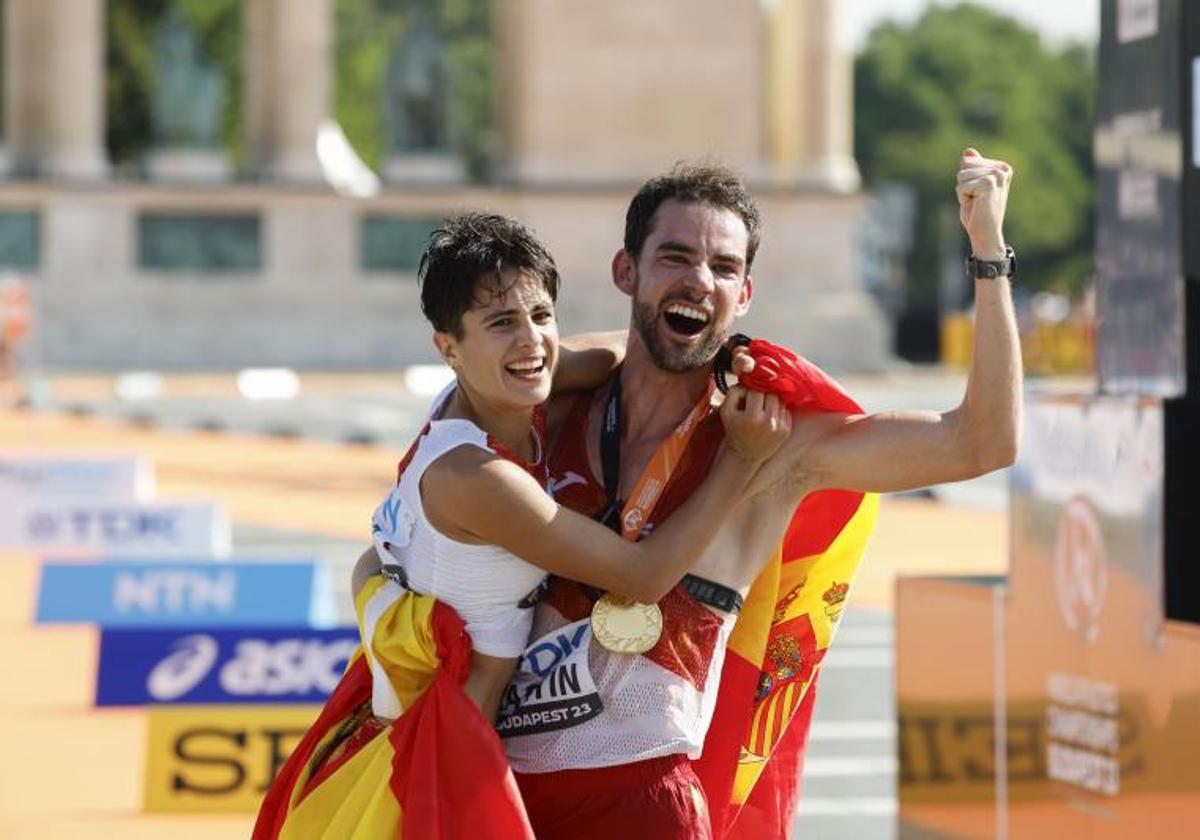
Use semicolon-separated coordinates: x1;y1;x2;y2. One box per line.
4;0;109;179
244;0;332;182
493;0;762;184
492;0;532;183
803;0;859;192
763;0;859;192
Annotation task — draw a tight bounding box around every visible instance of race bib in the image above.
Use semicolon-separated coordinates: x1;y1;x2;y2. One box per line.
496;618;603;738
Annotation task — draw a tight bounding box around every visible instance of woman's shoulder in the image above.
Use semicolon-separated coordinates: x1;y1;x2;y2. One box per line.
423;416;492;451
419;442;544;541
396;416;493;484
422;441;526;494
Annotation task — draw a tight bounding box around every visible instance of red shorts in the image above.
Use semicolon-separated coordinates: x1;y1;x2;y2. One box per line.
515;754;711;840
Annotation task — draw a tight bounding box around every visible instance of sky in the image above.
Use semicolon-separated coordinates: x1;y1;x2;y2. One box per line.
841;0;1101;50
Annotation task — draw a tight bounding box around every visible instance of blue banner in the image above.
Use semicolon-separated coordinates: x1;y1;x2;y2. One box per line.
36;561;318;627
96;627;359;706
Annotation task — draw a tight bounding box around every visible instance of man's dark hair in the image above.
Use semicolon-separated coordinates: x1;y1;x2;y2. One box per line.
418;212;560;337
623;161;762;270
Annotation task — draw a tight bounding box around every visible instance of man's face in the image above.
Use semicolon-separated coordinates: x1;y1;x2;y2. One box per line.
621;199;753;372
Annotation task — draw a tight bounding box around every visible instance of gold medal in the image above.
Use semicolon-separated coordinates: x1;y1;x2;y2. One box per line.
591;593;663;654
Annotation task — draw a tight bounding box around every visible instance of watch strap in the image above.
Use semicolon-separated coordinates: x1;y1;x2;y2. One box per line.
966;245;1016;280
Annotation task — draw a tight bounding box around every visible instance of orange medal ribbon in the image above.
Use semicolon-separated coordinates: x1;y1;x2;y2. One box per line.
615;384;715;539
591;376;714;653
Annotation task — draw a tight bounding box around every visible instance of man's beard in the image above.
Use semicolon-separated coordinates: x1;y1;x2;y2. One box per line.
632;299;726;373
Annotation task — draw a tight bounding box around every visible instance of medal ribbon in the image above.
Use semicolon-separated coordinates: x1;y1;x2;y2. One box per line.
600;371;714;541
591;371;717;655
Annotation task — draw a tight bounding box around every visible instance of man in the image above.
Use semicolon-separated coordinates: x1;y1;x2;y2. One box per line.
500;148;1019;838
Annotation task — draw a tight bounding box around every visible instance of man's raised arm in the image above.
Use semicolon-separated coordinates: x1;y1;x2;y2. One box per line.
762;148;1021;496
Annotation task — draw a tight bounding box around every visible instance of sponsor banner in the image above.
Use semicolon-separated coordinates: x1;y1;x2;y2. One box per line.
0;454;153;503
36;561;318;627
90;558;343;623
96;627;358;706
144;705;319;813
0;501;231;557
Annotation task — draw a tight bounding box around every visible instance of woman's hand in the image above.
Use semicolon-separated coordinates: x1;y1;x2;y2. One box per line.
719;385;792;465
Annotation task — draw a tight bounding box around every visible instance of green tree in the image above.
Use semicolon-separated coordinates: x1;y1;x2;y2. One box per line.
855;4;1095;314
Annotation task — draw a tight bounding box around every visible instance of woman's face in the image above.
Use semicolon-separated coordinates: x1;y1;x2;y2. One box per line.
436;268;559;412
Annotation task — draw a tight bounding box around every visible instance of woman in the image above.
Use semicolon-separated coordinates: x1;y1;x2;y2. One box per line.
255;213;788;839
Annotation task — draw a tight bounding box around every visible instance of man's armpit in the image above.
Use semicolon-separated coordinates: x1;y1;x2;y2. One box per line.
776;455;820;495
757;412;847;495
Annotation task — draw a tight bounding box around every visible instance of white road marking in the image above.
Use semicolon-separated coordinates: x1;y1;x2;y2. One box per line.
820;647;894;669
831;625;894;646
802;757;898;777
798;797;898;816
809;719;897;741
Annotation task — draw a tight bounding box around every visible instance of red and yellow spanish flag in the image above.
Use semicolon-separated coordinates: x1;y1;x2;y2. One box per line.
694;351;878;839
253;577;534;839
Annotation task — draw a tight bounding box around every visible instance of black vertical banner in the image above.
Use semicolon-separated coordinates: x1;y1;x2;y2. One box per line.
1095;0;1185;396
1164;0;1199;623
1184;0;1200;286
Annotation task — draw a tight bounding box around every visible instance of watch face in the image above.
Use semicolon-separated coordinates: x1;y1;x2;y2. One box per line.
966;248;1014;279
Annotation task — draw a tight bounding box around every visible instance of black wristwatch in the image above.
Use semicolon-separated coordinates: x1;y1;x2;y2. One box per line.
966;245;1016;280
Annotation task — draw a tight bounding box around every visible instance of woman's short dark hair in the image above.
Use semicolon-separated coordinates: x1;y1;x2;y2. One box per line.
418;213;560;337
623;161;762;270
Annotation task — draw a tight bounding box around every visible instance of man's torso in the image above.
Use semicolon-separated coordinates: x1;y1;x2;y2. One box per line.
500;385;740;772
556;382;811;593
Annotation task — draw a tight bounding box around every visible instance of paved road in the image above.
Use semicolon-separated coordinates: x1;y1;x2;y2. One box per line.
794;608;897;839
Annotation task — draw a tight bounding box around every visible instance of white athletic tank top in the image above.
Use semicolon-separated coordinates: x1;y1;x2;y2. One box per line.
370;386;548;659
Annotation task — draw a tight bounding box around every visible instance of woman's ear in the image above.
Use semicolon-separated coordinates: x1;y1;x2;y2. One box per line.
433;331;459;369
